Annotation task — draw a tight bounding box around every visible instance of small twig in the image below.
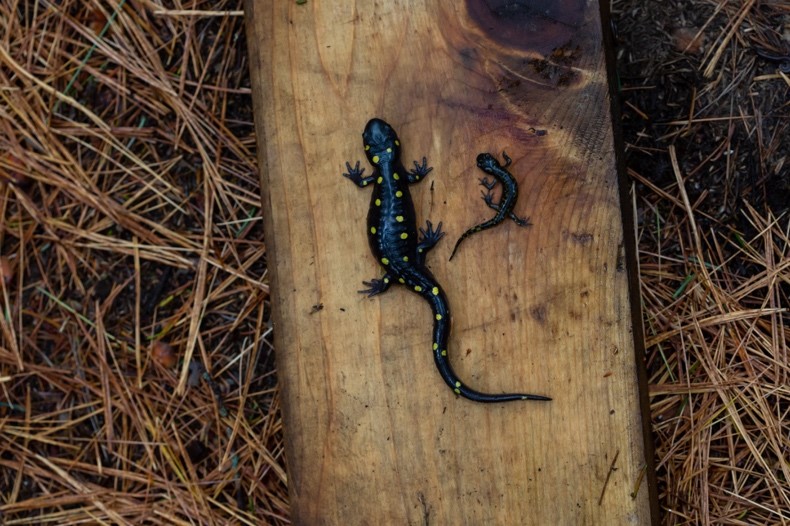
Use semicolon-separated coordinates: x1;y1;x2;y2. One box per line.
598;449;620;505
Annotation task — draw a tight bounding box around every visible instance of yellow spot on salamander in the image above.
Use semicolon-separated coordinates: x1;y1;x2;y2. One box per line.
362;181;368;186
375;199;381;206
400;233;408;239
377;176;383;184
396;215;404;222
365;145;370;151
454;388;461;394
372;155;380;164
381;258;389;265
402;256;409;262
432;287;439;295
441;349;447;356
370;227;376;234
435;314;442;321
384;278;389;283
433;343;438;350
395;191;403;198
455;381;461;388
414;176;420;180
398;278;405;284
414;286;422;292
386;147;392;153
395;140;400;146
393;173;399;180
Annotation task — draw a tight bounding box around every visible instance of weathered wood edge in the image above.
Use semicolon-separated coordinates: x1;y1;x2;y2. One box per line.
598;1;660;523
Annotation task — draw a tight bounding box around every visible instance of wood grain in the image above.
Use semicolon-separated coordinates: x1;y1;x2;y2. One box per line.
245;1;657;523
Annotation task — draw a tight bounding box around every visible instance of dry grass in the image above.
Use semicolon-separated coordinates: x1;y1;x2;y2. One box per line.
0;0;788;524
1;0;286;524
617;0;790;523
636;165;790;524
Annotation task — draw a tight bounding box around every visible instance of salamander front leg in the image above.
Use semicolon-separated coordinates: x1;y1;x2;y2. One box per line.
416;221;444;265
479;177;496;191
343;161;376;187
407;157;433;184
359;274;394;297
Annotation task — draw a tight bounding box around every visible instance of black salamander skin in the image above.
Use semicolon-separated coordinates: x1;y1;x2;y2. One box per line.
449;151;531;261
344;119;550;403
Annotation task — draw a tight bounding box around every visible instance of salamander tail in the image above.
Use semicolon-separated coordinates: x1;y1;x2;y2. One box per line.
456;386;552;403
448;225;482;261
425;285;550;403
448;230;471;261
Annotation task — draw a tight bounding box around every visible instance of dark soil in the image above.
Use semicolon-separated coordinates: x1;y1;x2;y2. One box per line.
612;2;790;522
613;0;790;227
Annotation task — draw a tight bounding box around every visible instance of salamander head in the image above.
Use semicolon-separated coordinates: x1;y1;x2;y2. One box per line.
362;118;401;165
476;152;498;173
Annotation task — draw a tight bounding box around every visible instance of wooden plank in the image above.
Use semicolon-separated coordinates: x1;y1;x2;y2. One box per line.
245;1;657;524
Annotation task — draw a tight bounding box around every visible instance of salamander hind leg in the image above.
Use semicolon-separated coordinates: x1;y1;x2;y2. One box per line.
481;190;498;209
509;212;531;227
359;274;394;297
416;221;444;264
482;194;530;227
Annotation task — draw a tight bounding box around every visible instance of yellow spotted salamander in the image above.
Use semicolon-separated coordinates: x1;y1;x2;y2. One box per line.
449;151;530;261
344;118;550;403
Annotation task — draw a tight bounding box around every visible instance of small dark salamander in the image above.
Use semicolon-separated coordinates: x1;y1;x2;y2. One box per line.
449;151;530;261
344;119;549;403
